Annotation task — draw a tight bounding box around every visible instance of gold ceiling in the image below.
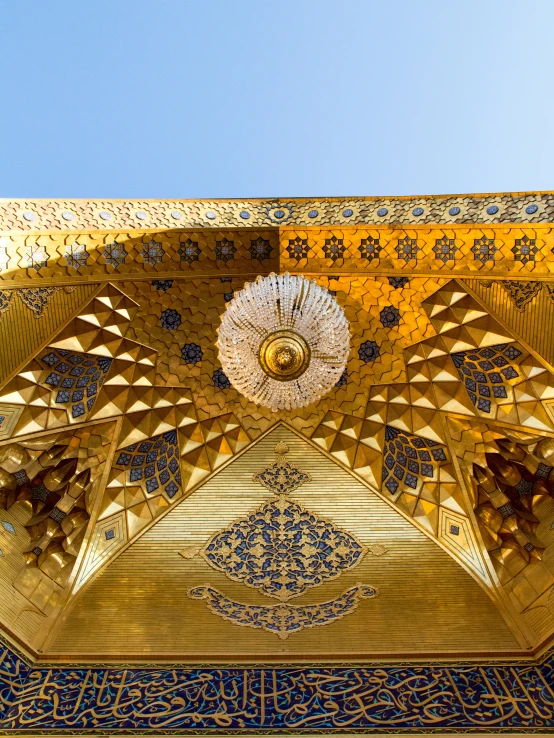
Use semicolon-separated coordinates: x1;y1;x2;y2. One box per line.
1;194;554;663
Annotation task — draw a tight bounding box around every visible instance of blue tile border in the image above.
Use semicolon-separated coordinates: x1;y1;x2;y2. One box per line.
1;639;554;732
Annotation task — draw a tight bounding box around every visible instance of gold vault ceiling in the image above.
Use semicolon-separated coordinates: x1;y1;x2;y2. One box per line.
0;195;554;662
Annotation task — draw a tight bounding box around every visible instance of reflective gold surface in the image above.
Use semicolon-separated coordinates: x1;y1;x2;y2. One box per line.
45;426;518;657
0;195;554;662
258;330;311;381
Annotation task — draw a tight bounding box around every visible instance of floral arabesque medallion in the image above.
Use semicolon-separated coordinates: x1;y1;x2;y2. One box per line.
202;495;367;601
189;584;378;639
186;440;380;637
199;442;367;600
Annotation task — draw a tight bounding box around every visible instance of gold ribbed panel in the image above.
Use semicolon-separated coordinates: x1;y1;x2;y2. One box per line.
48;426;518;658
465;279;554;367
0;504;44;643
0;284;98;384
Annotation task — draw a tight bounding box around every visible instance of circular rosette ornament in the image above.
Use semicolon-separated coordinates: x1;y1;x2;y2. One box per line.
217;273;350;411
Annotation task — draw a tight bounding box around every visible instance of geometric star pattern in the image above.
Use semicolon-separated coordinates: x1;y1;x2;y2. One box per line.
310;278;554;585
405;281;554;431
2;196;554;659
38;347;112;420
451;343;523;415
114;429;181;500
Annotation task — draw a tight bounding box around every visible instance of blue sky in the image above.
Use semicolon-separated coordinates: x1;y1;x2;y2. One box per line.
0;0;552;198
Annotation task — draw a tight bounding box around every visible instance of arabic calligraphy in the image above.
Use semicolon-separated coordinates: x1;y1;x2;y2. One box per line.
1;642;554;731
188;585;377;639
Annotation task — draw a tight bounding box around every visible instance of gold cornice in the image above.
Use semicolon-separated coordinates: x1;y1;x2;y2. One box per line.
0;224;553;288
1;191;553;234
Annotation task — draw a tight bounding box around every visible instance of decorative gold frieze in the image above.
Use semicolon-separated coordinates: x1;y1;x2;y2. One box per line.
0;193;552;233
0;225;554;285
188;583;378;639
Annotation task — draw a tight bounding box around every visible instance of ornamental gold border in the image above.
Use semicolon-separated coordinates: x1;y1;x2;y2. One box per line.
0;225;554;287
1;191;553;233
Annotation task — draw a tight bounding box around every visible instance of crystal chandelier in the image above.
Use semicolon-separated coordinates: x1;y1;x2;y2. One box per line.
217;273;350;411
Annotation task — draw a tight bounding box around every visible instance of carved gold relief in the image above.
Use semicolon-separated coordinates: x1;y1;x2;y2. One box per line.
188;583;378;639
1;197;554;657
0;423;113;615
187;443;380;635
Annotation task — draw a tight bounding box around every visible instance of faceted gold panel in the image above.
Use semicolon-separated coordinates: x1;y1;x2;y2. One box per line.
467;278;554;367
447;415;554;644
120;276;443;439
46;427;518;657
2;196;554;660
0;283;98;384
0;422;115;649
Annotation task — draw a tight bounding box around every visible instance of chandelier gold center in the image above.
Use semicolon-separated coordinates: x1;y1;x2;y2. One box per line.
218;273;350;410
258;330;311;381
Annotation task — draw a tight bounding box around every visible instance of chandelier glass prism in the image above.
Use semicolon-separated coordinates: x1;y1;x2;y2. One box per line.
217;273;350;411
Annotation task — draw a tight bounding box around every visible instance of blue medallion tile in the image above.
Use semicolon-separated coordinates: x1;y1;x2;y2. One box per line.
181;342;203;365
160;308;182;330
213;367;231;390
359;340;380;363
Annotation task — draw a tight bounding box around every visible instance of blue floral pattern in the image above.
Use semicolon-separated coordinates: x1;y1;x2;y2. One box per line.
202;496;367;601
213;367;231;389
379;305;400;328
181;343;202;365
202;449;365;601
359;340;380;363
160;308;182;330
382;426;448;496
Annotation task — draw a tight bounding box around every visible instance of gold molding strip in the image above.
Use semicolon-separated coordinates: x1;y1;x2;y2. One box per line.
0;225;553;286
